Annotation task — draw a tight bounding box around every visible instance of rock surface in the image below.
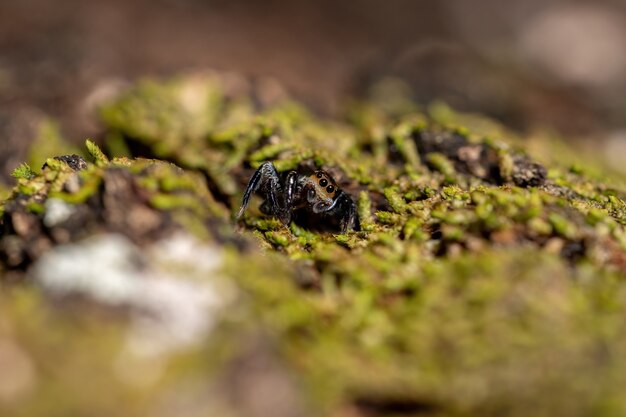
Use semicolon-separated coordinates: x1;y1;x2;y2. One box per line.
2;74;626;416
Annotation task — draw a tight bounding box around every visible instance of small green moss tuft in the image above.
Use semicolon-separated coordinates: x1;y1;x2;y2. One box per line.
549;213;578;239
265;230;292;247
11;163;36;180
426;152;456;180
85;139;110;166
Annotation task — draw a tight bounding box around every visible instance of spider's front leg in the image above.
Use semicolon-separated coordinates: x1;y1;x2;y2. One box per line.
329;192;361;233
279;170;299;224
236;162;282;219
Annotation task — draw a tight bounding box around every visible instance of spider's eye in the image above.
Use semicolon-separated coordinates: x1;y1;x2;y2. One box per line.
319;178;328;187
326;185;334;193
316;172;323;178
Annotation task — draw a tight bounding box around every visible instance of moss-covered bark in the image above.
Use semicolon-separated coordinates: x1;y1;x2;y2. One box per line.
2;73;626;417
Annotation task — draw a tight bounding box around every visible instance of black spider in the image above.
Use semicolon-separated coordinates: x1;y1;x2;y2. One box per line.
236;162;361;232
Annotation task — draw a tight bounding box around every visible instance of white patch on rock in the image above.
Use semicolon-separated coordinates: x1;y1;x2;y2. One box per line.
31;233;235;359
32;234;141;304
43;198;76;228
150;232;223;273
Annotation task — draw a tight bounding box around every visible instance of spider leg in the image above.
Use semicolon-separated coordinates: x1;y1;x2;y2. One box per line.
279;170;299;224
265;177;281;215
346;207;361;232
329;192;361;233
236;162;281;219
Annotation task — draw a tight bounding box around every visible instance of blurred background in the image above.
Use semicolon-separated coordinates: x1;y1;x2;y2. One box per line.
2;0;626;178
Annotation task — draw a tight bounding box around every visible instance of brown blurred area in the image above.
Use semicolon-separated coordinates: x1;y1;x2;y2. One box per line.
2;0;626;178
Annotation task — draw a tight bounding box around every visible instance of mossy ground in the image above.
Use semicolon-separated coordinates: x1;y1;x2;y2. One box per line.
2;73;626;416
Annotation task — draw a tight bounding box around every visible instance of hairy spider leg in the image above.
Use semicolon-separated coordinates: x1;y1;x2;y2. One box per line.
279;170;300;223
341;201;360;232
332;192;361;232
236;162;281;219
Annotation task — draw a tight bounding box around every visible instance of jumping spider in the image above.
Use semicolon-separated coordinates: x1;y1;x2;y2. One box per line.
236;162;361;232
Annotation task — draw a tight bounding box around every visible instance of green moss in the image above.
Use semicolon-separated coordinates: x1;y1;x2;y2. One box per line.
228;244;626;415
375;211;403;225
1;141;230;260
383;187;407;214
5;74;626;417
99;75;224;148
25;202;45;214
549;213;578;239
149;193;205;216
528;217;553;235
426;152;456;180
265;230;292;247
11;163;36;180
389;120;422;169
357;190;375;231
49;172;102;205
85;139;110;166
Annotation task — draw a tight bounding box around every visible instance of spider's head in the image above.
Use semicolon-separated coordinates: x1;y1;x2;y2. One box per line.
306;170;339;213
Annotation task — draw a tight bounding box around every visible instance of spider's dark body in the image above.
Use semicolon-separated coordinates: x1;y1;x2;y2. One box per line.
237;162;360;233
